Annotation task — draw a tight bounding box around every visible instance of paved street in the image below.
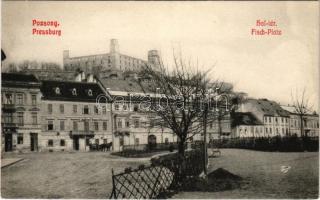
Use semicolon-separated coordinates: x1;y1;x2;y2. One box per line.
1;152;149;198
1;149;318;199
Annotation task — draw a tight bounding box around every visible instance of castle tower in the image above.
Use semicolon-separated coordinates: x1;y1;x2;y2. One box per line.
148;50;161;68
109;39;120;69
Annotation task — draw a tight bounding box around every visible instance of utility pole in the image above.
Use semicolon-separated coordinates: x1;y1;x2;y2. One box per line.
203;103;208;177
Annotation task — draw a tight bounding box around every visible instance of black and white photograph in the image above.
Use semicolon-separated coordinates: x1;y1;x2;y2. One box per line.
1;1;319;199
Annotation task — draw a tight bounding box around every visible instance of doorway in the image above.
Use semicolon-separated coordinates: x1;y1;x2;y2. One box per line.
30;133;38;151
5;133;13;152
73;136;79;150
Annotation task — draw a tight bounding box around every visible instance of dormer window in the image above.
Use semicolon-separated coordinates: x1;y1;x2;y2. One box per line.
88;89;93;96
55;87;61;95
72;88;77;96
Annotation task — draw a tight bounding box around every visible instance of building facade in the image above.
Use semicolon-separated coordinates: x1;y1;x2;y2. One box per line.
40;80;112;151
1;73;42;152
238;98;291;137
281;105;319;137
98;77;176;152
231;112;264;138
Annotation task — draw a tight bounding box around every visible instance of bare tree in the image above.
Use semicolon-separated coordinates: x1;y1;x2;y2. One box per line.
291;88;313;137
138;53;233;157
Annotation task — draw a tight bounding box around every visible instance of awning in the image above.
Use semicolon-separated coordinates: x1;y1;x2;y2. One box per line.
69;130;94;136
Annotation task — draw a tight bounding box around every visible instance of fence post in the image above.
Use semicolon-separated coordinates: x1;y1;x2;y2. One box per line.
110;168;117;199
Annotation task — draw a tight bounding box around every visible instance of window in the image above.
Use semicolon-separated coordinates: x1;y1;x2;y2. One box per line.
48;120;54;131
72;88;77;96
134;119;139;128
84;121;89;131
60;120;65;131
270;128;272;134
265;128;268;133
135;138;140;145
133;105;139;112
59;104;64;114
3;113;13;124
73;105;77;113
123;120;129;128
165;138;169;144
95;139;99;145
17;134;23;144
209;122;213;129
117;119;122;128
31;94;37;105
48;140;53;147
5;93;13;104
55;87;61;94
264;117;267;123
269;117;271;123
282;128;284;134
31;113;37;125
60;140;65;146
48;104;53;114
115;104;120;111
16;93;24;105
83;105;89;114
94;121;99;131
275;117;278;123
73;121;78;131
17;112;24;126
123;104;127;111
94;106;99;114
88;89;93;96
103;121;107;130
102;106;107;114
119;137;124;146
281;118;284;123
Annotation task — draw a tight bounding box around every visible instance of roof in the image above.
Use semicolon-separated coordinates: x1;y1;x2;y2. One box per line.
41;80;108;103
281;105;319;116
99;77;153;94
2;73;39;82
1;73;40;88
245;98;290;117
232;112;263;127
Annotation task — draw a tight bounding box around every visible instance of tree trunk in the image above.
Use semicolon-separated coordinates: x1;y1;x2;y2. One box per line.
178;139;185;157
300;115;304;137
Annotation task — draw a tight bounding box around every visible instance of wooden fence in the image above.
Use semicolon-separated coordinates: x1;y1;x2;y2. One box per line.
110;165;174;199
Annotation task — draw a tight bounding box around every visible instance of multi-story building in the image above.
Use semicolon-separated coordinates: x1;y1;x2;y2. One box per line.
1;73;42;152
281;105;319;137
40;79;112;151
63;39;161;77
238;98;291;137
231;112;264;138
98;77;177;152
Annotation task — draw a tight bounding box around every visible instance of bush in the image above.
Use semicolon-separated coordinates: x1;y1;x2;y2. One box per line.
212;136;318;152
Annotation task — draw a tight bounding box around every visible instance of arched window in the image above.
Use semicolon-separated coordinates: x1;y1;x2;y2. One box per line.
88;89;93;96
55;87;61;95
72;88;77;96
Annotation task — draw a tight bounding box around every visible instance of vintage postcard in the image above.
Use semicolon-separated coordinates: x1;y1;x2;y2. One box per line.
1;1;319;199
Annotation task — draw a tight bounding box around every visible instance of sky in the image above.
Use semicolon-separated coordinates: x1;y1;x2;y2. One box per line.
1;1;319;110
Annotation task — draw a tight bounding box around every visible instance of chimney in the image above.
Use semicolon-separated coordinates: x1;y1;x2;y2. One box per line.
87;74;94;83
81;71;86;81
75;72;82;82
